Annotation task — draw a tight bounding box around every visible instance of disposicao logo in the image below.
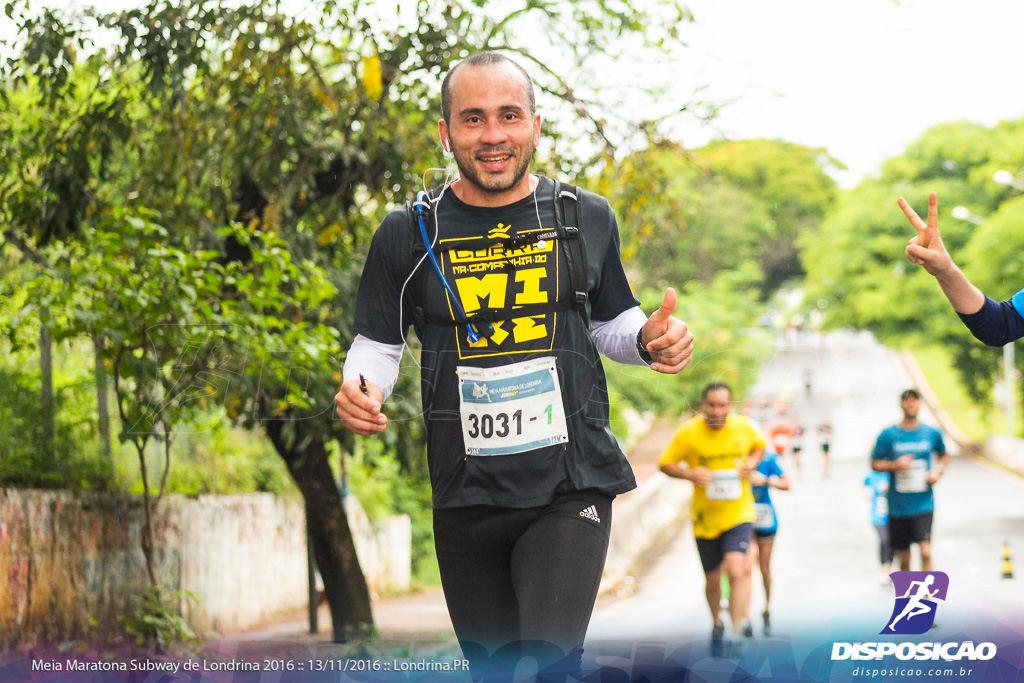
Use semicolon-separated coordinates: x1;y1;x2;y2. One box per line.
831;570;997;663
882;571;949;635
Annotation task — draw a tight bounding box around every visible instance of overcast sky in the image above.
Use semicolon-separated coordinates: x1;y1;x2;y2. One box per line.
665;0;1024;187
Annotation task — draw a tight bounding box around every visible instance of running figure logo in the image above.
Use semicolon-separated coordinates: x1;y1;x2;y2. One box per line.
472;383;491;402
882;571;949;635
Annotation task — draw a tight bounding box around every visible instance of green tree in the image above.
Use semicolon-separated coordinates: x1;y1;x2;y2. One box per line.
597;139;838;297
697;139;841;294
595;142;767;288
22;209;337;647
0;12;133;467
591;141;790;417
604;264;772;422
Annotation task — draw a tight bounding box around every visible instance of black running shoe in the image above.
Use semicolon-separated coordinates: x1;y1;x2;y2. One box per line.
742;621;754;638
711;624;726;657
762;610;771;637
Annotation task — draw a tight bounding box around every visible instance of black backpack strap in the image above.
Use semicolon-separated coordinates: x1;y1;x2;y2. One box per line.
405;201;430;333
554;180;590;328
423;300;576;328
427;228;563;256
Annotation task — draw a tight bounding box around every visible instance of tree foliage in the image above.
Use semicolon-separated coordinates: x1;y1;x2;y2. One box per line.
697;139;842;294
597;138;838;298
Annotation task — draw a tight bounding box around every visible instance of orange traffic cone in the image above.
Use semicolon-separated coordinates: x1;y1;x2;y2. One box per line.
1002;542;1014;579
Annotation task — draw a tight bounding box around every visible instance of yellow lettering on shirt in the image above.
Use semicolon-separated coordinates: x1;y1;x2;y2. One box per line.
456;273;507;312
512;315;547;343
514;268;548;305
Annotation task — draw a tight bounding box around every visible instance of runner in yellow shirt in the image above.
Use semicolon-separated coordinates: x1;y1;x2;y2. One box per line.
659;382;765;647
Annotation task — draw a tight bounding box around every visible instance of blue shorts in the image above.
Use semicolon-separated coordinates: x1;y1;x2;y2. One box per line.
695;523;753;574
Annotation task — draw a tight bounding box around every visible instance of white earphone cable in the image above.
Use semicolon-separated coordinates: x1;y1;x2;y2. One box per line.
396;164;455;369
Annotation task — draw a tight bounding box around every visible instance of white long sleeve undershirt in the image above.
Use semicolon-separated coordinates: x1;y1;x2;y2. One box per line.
342;306;650;402
342;335;404;401
589;305;650;366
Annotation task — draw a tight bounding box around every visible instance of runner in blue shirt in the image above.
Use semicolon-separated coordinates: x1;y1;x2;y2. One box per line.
870;389;949;572
864;469;893;584
748;452;790;636
899;192;1024;345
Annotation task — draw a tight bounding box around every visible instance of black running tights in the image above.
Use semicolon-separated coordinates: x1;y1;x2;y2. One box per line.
433;489;613;681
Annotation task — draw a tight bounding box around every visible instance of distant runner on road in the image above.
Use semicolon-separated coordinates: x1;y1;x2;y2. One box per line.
864;469;893;584
748;452;790;636
871;389;949;572
659;383;765;646
818;416;833;477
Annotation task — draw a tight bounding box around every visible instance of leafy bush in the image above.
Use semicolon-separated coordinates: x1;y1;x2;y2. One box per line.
116;419;297;498
0;339;296;496
0;360;113;490
119;588;201;654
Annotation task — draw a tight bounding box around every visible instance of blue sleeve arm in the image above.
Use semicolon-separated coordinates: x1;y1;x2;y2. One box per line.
871;431;891;462
957;291;1024;347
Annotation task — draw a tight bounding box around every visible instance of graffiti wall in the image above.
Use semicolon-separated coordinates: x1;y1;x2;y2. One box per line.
0;489;408;648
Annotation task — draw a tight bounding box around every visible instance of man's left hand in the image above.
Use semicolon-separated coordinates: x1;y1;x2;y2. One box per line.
640;287;694;374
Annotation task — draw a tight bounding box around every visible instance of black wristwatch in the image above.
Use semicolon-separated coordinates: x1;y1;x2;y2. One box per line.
636;328;654;365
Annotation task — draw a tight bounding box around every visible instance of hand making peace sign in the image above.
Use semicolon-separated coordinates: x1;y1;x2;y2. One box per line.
898;191;954;277
896;191;985;316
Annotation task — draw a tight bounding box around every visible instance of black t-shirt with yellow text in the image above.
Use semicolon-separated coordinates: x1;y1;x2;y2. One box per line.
353;176;639;509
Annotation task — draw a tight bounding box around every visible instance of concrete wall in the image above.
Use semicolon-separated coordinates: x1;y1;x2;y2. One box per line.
176;494;310;633
984;434;1024;477
601;474;691;594
0;489;410;649
344;497;411;597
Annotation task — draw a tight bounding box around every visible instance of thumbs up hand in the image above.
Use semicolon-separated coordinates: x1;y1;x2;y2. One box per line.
639;287;694;374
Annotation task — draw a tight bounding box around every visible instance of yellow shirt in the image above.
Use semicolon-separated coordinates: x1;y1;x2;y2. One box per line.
659;413;766;539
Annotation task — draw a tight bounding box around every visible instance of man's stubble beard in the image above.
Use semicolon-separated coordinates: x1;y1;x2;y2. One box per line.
451;142;535;197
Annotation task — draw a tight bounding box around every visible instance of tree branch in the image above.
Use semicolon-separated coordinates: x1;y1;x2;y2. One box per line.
2;229;50;268
498;45;618;155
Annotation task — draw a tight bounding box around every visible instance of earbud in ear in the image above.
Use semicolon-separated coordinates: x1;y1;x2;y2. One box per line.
439;135;451;154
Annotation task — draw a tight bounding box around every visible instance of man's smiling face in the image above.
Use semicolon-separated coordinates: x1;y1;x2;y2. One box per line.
440;61;541;207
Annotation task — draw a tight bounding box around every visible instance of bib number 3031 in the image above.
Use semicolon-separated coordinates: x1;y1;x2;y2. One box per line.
458;357;569;456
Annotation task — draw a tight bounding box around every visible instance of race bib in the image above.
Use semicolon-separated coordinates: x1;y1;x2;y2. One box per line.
706;469;742;500
874;495;889;519
754;503;775;530
457;357;569;456
895;459;928;493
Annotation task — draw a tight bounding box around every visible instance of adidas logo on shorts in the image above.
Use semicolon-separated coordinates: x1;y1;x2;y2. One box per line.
580;505;601;523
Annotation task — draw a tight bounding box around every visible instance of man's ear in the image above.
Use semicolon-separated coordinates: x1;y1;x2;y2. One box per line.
438;119;451;153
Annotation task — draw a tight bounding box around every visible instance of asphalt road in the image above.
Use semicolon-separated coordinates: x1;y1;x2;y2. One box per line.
586;330;1024;654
